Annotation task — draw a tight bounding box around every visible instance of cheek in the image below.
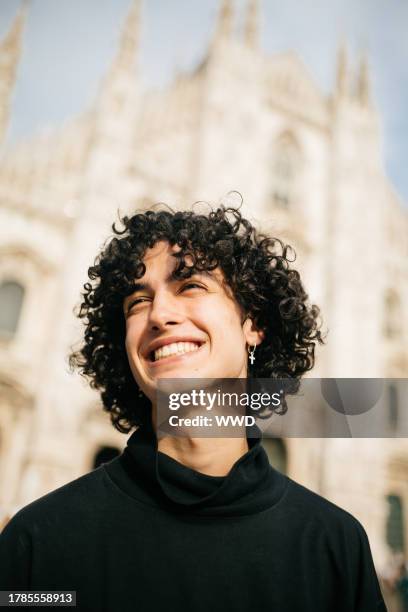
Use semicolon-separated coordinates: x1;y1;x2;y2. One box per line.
209;307;245;349
124;320;144;359
124;327;146;387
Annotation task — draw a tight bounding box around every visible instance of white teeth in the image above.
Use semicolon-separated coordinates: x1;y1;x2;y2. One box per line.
153;342;201;362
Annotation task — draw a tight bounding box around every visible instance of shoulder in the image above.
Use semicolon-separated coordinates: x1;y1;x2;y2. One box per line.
1;465;110;538
285;476;369;543
283;480;386;610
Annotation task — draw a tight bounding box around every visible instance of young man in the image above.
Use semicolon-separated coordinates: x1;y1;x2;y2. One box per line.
0;206;386;611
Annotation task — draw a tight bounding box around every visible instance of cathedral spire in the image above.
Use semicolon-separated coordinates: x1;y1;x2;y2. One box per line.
90;0;142;168
112;0;141;74
213;0;234;44
244;0;259;49
0;1;28;144
356;53;371;106
335;41;348;98
97;0;141;115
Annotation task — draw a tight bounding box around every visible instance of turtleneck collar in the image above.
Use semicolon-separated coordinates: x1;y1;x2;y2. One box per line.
105;421;288;518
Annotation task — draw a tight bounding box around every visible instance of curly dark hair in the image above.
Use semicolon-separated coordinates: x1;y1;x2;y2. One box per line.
69;204;324;433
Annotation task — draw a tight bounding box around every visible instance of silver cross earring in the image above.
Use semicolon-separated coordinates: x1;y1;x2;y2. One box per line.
248;344;256;365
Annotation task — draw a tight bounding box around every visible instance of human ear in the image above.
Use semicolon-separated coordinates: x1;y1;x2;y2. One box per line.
242;317;265;347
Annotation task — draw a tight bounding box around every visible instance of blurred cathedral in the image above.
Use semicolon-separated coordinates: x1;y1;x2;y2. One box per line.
0;0;407;597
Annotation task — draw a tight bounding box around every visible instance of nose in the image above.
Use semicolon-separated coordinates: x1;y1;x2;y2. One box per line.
148;289;184;331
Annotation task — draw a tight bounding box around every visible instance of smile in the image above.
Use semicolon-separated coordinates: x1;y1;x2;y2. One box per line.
152;341;201;362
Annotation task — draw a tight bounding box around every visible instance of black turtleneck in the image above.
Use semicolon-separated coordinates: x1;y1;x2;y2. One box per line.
0;424;386;611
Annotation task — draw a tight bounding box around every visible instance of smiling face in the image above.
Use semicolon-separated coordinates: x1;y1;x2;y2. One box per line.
123;241;264;404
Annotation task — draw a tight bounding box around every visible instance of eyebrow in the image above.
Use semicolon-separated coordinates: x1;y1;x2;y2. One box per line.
124;270;216;306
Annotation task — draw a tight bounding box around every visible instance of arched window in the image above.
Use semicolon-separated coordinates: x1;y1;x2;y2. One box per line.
386;494;405;553
384;290;401;339
92;446;120;469
262;438;287;474
0;280;25;338
271;133;301;209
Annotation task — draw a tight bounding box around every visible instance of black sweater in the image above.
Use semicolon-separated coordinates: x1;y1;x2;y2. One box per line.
0;424;387;611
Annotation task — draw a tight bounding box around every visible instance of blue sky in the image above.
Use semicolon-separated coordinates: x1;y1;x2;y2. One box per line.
1;0;407;203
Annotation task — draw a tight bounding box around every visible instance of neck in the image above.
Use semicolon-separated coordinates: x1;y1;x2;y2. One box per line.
150;397;249;476
155;435;249;477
